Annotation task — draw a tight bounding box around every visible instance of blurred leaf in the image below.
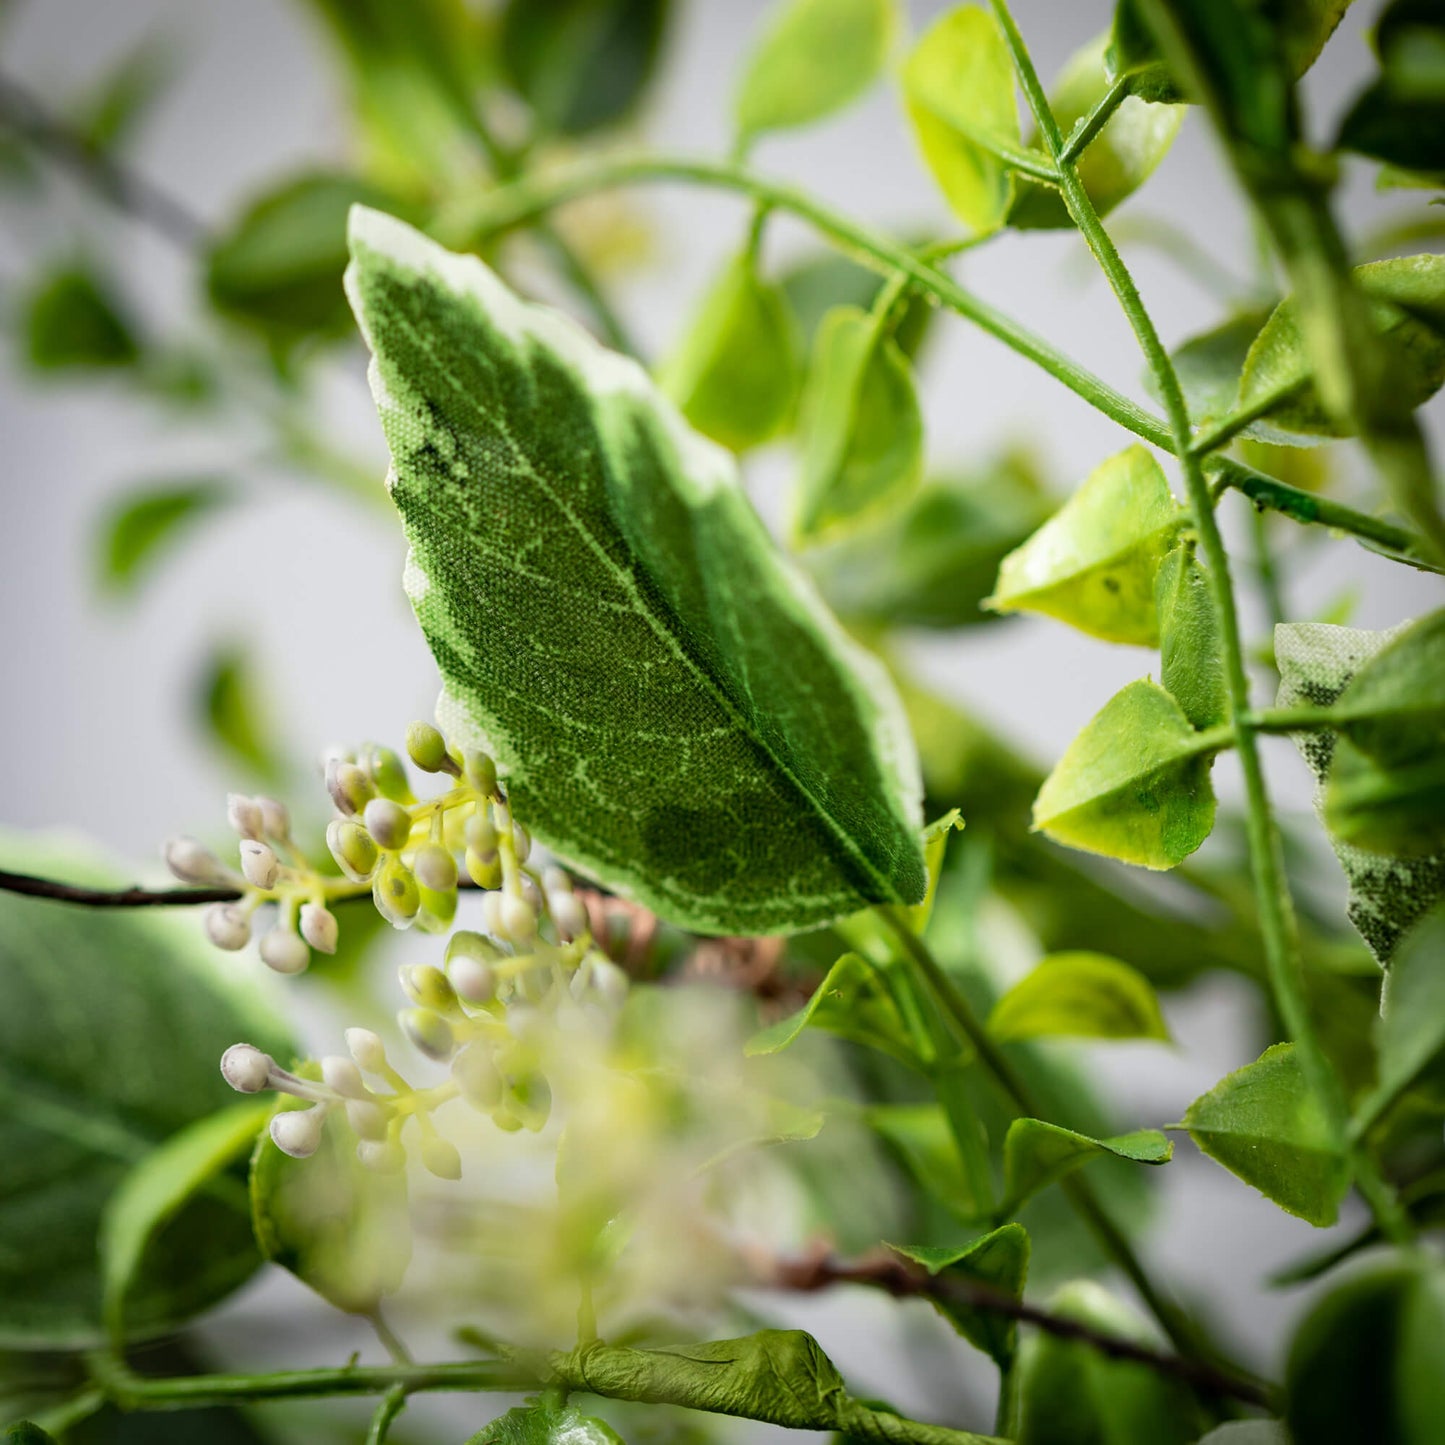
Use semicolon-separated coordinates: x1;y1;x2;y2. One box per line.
903;5;1021;234
865;1103;991;1220
893;1224;1030;1367
659;251;799;450
779;249;933;360
22;264;140;371
1327;609;1445;771
793;304;923;546
93;478;235;599
1182;1042;1350;1226
1010;34;1184;229
1193;1427;1288;1444
1324;739;1445;858
0;829;289;1348
1162;309;1273;425
70;39;172;154
1286;1253;1445;1444
1003;1119;1171;1212
470;1402;624;1444
502;0;669;138
6;1427;57;1445
1339;0;1445;181
734;0;893;144
1155;544;1226;729
195;642;287;787
989;953;1170;1043
1032;680;1221;870
986;445;1184;646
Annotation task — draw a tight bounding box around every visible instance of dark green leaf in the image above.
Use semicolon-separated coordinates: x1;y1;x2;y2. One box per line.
792;304;923;545
93;479;234;598
1032;680;1221;870
734;0;893;143
0;830;289;1347
470;1402;624;1444
1003;1119;1171;1211
1182;1042;1350;1226
903;5;1021;234
346;208;925;934
1164;309;1274;426
986;445;1184;646
22;264;140;371
988;952;1170;1043
1286;1253;1445;1445
1328;608;1445;771
1155;544;1227;729
1339;0;1445;180
501;0;669;138
194;642;287;787
1324;739;1445;858
779;250;934;361
6;1426;58;1445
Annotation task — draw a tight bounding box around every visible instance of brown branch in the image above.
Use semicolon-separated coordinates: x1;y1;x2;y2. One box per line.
0;869;242;908
759;1244;1276;1411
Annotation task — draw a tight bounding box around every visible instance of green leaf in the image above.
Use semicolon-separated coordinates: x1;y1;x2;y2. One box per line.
1163;309;1274;426
70;40;173;155
780;249;934;361
22;264;140;371
0;829;289;1348
865;1103;991;1220
988;952;1170;1043
1155;544;1226;729
1286;1252;1445;1445
93;479;235;598
1182;1042;1350;1226
808;453;1055;630
100;1100;270;1344
903;5;1021;235
5;1426;58;1445
893;1224;1030;1367
792;305;924;546
986;445;1184;646
1010;34;1184;230
1003;1119;1171;1212
1236;255;1445;441
1193;1428;1288;1445
250;1073;411;1315
1275;620;1445;964
1328;608;1445;772
1032;680;1221;870
659;252;800;451
346;208;925;935
501;0;669;138
1324;740;1445;859
734;0;894;144
194;641;287;787
470;1402;624;1444
1016;1281;1204;1445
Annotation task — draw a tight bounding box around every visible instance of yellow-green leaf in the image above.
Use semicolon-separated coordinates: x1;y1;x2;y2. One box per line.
1155;543;1226;729
988;952;1170;1043
1004;1118;1171;1212
94;479;235;598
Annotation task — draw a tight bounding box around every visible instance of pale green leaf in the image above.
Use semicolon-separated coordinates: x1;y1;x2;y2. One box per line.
986;445;1184;646
903;5;1021;234
866;1103;991;1220
1032;680;1221;870
780;248;934;360
1155;544;1226;729
1182;1042;1350;1226
94;478;234;598
346;208;925;934
792;304;923;546
470;1402;624;1444
988;952;1170;1043
734;0;894;143
194;641;287;787
1163;310;1273;427
1010;34;1184;229
659;252;799;451
1003;1118;1171;1212
100;1101;269;1344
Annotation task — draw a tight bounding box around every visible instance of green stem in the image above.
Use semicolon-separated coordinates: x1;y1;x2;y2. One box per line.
1250;506;1288;636
1059;76;1129;164
366;1384;407;1445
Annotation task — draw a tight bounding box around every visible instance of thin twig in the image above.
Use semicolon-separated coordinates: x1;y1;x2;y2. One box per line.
0;869;241;908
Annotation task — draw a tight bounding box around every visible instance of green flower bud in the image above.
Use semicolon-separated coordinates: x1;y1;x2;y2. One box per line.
400;963;456;1011
364;743;414;803
405;720;454;774
414;842;458;892
420;1135;462;1180
400;1006;454;1061
465;810;498;855
509;1073;552;1132
512;823;531;863
327;759;375;817
327;819;379;882
447;929;504;964
500;894;536;942
465;848;502;889
363;798;413;851
417;886;458;933
373;856;420;926
463;750;497;796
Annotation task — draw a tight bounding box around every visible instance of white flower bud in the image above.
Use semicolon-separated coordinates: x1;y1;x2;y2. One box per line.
512;824;531;863
363;744;413;803
270;1103;327;1158
500;894;536;942
240;840;280;890
542;866;572;897
346;1098;389;1140
299;903;338;954
357;1138;405;1173
259;925;309;975
257;796;290;840
220;1042;274;1093
588;958;630;1008
401;964;456;1011
449;955;496;1005
346;1027;387;1073
420;1135;462;1180
452;1043;503;1108
465;811;498;855
400;1007;454;1061
204;902;251;951
164;836;230;886
520;874;542;913
406;721;454;774
480;890;507;939
227;794;264;840
320;1054;367;1098
551;892;588;942
363;798;412;851
327;760;375;817
414;843;458;892
327;819;378;882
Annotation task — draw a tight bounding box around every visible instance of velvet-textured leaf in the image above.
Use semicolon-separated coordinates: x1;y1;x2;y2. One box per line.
1236;255;1445;441
1032;680;1221;870
0;830;289;1348
469;1402;624;1444
1010;34;1184;230
1338;0;1445;179
659;252;799;451
1003;1119;1171;1212
346;208;925;934
988;953;1170;1043
986;446;1184;646
22;264;140;371
734;0;893;143
903;5;1021;234
1182;1042;1350;1226
1328;609;1445;770
792;305;923;546
94;479;235;598
1155;544;1226;729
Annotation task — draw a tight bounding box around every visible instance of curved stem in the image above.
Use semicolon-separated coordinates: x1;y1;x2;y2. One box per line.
366;1385;407;1445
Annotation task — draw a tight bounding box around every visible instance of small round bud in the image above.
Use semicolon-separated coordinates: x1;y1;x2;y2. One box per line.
400;1007;455;1061
463;750;497;796
299;903;338;954
270;1103;327;1158
357;1138;406;1173
500;894;536;942
327;819;378;883
373;856;420;926
465;848;501;890
465;811;498;855
363;798;412;851
401;964;456;1011
204;902;251;951
449;955;496;1005
257;797;290;840
164;836;230;886
327;760;376;817
551;892;587;942
227;794;264;840
405;720;455;774
364;744;413;804
520;875;543;914
511;824;531;864
480;890;507;939
447;930;504;964
414;843;458;892
452;1043;503;1108
420;1135;462;1180
240;840;280;890
221;1042;273;1093
346;1098;389;1140
260;926;309;975
346;1027;387;1073
320;1054;367;1098
542;866;572;897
